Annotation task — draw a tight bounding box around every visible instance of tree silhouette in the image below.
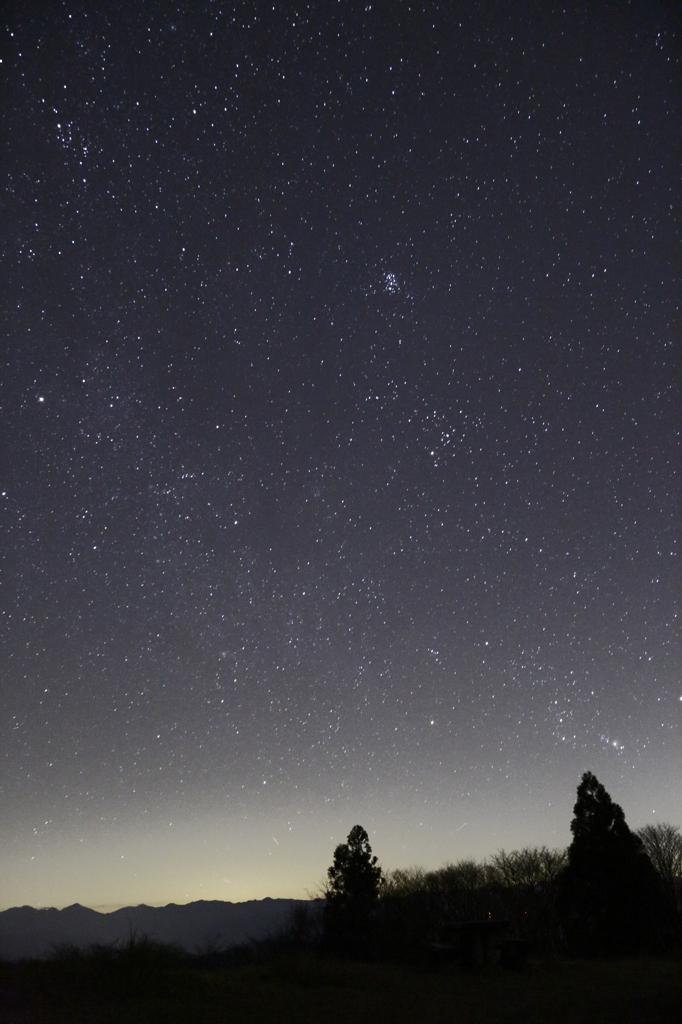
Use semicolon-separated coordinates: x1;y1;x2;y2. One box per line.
324;825;383;955
636;822;682;930
560;771;666;954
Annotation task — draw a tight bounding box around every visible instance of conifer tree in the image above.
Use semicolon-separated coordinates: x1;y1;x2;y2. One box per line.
560;771;665;953
324;825;383;955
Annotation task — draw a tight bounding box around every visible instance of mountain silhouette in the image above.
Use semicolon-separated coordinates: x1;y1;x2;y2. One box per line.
0;898;320;959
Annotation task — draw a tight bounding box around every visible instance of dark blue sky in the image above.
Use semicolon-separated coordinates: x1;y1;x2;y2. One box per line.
1;0;679;908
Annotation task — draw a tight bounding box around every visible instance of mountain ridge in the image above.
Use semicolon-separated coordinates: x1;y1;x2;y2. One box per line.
0;897;321;960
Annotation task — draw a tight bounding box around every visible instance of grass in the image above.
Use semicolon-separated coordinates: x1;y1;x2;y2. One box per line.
0;945;680;1023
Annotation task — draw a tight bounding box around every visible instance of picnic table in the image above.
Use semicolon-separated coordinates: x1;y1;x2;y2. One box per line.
431;919;530;968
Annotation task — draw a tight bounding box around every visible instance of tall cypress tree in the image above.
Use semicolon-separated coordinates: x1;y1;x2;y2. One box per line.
324;825;383;956
560;772;666;954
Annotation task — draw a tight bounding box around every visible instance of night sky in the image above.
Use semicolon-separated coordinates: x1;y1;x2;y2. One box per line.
2;1;679;911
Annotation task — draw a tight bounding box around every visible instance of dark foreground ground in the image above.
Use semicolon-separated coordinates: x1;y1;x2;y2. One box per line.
1;950;680;1023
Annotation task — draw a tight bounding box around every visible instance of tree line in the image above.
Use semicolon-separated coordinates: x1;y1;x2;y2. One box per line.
318;772;682;960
